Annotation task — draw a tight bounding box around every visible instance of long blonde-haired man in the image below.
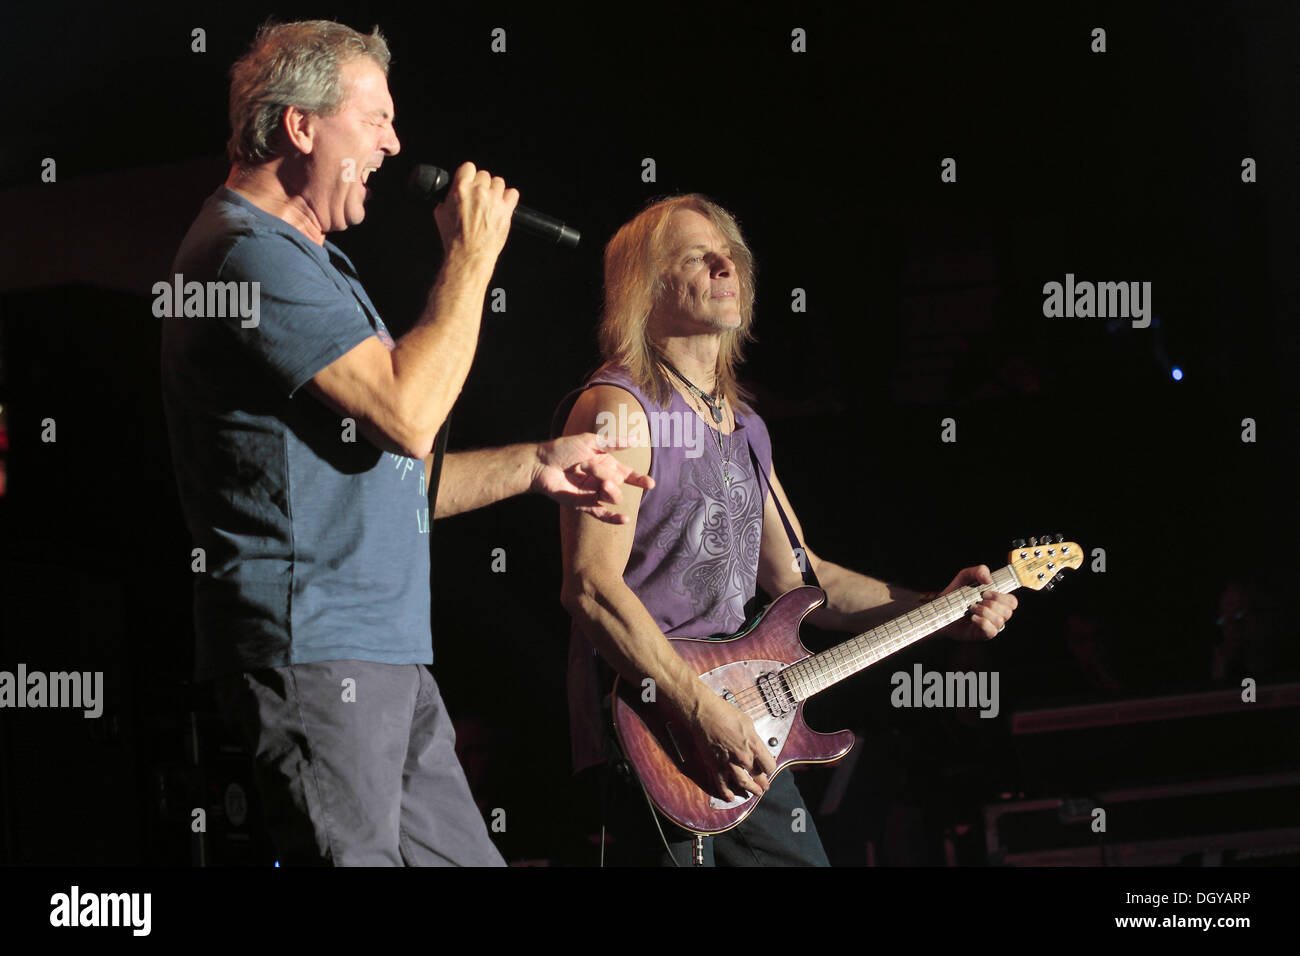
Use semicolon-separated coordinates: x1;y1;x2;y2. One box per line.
557;196;1017;865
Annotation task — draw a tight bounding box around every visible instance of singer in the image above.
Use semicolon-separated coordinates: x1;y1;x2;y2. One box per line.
554;196;1019;865
160;19;650;866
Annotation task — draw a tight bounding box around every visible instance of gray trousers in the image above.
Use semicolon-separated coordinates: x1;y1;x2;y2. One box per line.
212;659;505;866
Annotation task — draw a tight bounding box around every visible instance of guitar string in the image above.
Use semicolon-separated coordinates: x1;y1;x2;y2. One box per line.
723;574;1019;718
728;586;978;713
789;574;1018;700
728;601;966;717
648;567;1028;827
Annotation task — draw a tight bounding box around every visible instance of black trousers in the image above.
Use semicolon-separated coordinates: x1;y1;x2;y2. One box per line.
590;761;831;867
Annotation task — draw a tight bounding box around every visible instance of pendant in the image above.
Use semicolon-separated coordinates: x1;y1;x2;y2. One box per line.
723;466;733;487
710;404;723;424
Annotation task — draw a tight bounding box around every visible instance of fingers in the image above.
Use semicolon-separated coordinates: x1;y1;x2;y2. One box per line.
553;472;633;523
598;478;621;506
971;591;1017;637
988;591;1018;613
728;766;768;799
450;161;477;187
575;504;631;526
726;729;776;796
945;563;1013;637
593;458;653;491
454;163;517;205
571;472;622;508
535;435;654;515
969;611;1000;639
748;734;777;777
435;162;518;258
731;759;773;797
582;439;655;493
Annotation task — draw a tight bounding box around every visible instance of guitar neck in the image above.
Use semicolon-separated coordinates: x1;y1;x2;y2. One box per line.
782;565;1022;702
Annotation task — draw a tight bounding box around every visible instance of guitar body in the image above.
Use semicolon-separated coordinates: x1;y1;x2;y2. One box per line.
608;538;1079;836
612;586;855;835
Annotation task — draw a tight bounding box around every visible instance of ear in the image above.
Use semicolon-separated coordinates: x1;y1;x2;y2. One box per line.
281;104;316;156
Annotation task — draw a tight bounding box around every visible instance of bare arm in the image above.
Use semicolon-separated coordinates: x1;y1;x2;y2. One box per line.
425;435;655;520
433;445;538;518
756;466;1017;638
303;163;518;458
559;386;775;802
756;467;922;630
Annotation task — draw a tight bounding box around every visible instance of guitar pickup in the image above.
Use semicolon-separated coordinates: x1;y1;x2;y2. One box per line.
757;672;793;717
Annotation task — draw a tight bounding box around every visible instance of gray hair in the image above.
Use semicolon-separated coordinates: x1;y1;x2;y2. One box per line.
227;20;391;166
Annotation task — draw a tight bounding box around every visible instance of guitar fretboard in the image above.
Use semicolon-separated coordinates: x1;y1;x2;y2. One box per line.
781;565;1021;701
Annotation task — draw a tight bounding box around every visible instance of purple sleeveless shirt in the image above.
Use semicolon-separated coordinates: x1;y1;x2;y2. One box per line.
556;364;774;771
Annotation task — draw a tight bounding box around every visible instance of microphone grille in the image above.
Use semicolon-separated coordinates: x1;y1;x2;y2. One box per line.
407;164;450;199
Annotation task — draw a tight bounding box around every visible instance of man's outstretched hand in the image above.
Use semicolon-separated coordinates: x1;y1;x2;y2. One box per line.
530;434;654;524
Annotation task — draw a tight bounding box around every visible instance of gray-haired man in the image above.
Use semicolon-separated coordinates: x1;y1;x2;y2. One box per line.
162;20;649;866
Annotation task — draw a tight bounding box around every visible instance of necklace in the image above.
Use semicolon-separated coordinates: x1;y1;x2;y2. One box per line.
660;358;734;487
660;358;725;424
713;406;734;489
698;395;733;488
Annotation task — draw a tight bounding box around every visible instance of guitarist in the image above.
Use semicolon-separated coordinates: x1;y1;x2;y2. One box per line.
556;195;1019;866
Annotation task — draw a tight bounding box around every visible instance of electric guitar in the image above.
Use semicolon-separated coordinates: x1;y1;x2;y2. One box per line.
612;536;1082;835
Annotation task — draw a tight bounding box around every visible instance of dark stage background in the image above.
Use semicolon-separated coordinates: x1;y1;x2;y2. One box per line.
1;2;1297;867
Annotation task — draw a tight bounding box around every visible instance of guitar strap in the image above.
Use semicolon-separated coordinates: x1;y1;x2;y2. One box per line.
746;439;821;589
427;414;450;514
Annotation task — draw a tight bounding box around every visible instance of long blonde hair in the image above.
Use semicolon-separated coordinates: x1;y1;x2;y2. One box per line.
598;195;757;409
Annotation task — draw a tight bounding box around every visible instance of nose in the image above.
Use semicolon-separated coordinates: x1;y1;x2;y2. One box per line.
383;123;401;157
711;252;734;276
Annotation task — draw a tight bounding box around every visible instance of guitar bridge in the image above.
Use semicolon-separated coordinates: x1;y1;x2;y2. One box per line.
757;672;793;717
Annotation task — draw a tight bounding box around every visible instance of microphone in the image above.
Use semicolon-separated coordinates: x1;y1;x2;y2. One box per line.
406;164;580;249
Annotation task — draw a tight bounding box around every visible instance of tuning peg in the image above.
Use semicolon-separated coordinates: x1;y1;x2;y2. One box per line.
1028;536;1038;547
1045;581;1055;590
1054;533;1065;543
1042;535;1053;548
1014;538;1027;549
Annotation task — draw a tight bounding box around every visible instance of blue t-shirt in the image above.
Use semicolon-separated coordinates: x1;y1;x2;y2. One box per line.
161;186;432;681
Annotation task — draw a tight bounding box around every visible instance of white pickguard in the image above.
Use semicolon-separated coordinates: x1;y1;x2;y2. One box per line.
694;659;797;811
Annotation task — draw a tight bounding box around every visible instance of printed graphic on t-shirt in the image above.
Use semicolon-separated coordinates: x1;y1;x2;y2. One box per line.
655;449;762;632
385;451;429;534
375;322;428;533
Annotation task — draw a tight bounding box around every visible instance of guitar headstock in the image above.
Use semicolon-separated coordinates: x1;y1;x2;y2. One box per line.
1008;534;1082;591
